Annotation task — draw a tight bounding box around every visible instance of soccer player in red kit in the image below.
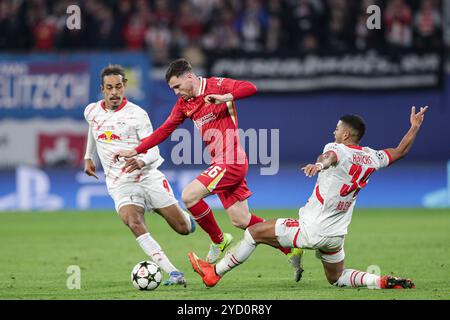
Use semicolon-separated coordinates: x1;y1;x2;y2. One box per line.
114;58;303;280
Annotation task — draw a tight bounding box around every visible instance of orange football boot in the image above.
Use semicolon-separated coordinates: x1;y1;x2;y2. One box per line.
188;252;221;287
379;275;416;289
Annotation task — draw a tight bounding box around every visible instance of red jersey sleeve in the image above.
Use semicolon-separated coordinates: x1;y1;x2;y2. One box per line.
219;78;257;100
135;103;186;154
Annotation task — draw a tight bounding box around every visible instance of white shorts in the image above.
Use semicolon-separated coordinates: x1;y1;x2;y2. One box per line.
275;218;345;264
108;169;178;213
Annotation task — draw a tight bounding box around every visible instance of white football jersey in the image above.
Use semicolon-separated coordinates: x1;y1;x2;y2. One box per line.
83;98;164;190
300;142;391;237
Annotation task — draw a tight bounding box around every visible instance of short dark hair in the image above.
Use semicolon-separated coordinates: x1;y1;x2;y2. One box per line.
340;114;366;141
165;58;192;83
101;64;127;85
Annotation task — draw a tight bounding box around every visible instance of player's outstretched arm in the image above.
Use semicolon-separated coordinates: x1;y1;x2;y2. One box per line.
384;106;428;164
204;80;257;104
114;108;186;162
302;150;338;177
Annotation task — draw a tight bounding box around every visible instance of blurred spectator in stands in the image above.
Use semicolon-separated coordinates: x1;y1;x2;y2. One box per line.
83;1;119;49
324;0;353;52
0;0;30;50
0;0;446;63
291;0;324;52
266;16;283;52
152;0;173;26
30;5;58;51
266;0;291;51
175;1;203;45
202;6;240;52
190;0;220;24
123;1;151;51
413;0;442;51
236;0;269;52
145;21;172;65
384;0;413;50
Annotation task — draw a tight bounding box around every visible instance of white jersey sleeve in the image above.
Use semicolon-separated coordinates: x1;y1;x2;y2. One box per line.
84;125;96;160
369;148;392;169
83;103;97;160
323;142;345;164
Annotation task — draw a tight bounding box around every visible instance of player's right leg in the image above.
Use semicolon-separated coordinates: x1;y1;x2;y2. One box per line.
182;178;232;263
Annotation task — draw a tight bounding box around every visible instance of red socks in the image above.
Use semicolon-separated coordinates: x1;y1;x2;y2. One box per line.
188;200;223;244
247;214;264;227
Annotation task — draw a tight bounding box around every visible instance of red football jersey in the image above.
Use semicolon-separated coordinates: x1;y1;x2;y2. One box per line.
135;77;257;164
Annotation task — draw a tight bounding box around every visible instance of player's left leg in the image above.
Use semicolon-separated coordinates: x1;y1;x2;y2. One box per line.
189;220;279;287
224;198;301;278
320;254;415;289
186;165;239;263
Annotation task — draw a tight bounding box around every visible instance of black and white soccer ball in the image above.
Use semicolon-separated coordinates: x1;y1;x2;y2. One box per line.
131;261;162;290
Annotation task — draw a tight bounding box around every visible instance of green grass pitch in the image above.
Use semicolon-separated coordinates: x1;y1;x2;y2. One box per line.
0;208;449;300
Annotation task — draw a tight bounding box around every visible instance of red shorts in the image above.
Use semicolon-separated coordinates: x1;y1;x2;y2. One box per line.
196;163;252;209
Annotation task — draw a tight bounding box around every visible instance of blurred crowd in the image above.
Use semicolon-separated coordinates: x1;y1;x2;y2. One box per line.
0;0;444;65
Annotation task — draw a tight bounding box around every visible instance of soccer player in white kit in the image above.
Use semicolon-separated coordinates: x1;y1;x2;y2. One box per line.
84;65;196;286
189;106;428;289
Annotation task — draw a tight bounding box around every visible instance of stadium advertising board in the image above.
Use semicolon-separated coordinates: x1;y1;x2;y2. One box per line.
0;165;443;210
0;53;150;119
206;50;444;92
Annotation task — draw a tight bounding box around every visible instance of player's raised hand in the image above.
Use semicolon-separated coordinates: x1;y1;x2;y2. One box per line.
301;163;323;178
204;93;233;104
84;159;99;179
122;158;145;173
113;149;138;162
410;105;428;128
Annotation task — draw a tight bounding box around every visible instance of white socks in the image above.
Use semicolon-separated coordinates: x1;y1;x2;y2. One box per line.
334;269;380;289
215;229;257;276
136;232;177;274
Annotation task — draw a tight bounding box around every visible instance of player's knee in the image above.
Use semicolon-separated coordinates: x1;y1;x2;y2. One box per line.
181;189;199;208
229;214;249;229
174;220;190;235
125;219;145;233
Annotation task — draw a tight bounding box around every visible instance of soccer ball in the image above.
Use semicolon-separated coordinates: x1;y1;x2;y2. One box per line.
131;261;162;290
